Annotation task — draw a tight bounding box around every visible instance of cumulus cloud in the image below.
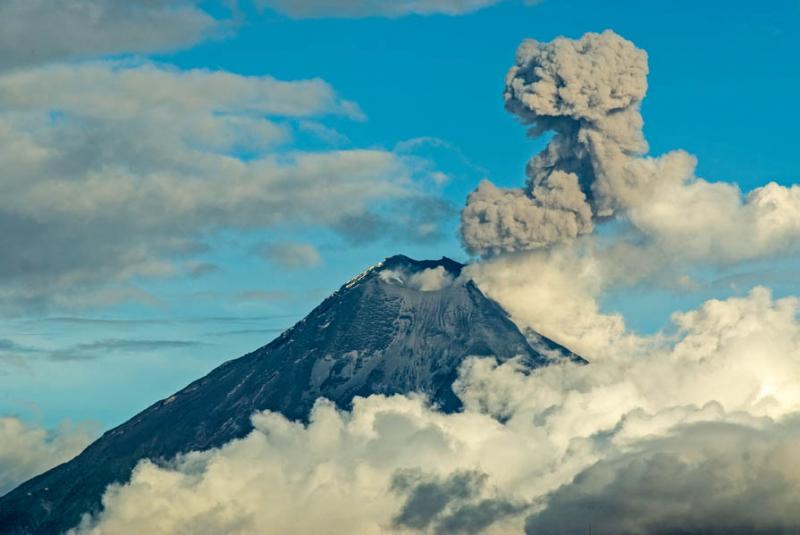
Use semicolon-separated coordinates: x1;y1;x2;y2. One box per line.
462;30;800;264
0;417;97;495
629;178;800;264
0;0;222;71
259;242;323;269
70;287;800;534
256;0;503;19
0;61;447;313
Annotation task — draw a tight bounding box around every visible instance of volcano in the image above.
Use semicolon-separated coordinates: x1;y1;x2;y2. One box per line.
0;255;583;534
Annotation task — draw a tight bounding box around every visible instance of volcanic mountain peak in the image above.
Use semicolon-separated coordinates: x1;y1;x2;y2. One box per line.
0;254;583;534
341;254;463;290
380;254;465;274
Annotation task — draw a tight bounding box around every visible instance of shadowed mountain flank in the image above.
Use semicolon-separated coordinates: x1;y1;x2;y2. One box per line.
0;255;583;534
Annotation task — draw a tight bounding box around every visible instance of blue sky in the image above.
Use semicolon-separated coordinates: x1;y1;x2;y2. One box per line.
1;0;799;429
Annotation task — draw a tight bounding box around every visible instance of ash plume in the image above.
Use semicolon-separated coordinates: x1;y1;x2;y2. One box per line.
461;30;693;256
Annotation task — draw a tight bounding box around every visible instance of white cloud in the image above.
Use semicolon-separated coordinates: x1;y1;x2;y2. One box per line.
629;178;800;264
0;0;222;71
70;287;800;534
0;60;362;121
256;0;503;19
0;61;446;312
0;417;96;495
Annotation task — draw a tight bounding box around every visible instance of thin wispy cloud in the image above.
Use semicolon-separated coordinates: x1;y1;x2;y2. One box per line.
255;0;505;19
39;314;297;325
48;339;208;362
204;328;287;337
258;241;323;270
0;339;37;373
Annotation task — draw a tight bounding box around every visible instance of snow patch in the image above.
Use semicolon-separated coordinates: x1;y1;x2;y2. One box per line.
343;261;385;289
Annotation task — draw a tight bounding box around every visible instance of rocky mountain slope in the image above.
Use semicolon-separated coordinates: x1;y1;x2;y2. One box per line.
0;255;583;534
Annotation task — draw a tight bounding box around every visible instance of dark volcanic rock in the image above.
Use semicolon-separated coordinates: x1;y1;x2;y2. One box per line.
0;255;582;534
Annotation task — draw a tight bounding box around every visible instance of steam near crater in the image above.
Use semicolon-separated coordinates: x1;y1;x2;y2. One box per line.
379;266;455;291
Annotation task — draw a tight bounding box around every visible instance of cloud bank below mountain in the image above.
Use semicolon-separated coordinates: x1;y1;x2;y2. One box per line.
0;417;96;496
70;287;800;534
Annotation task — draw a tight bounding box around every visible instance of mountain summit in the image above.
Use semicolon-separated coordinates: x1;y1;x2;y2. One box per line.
0;255;583;534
